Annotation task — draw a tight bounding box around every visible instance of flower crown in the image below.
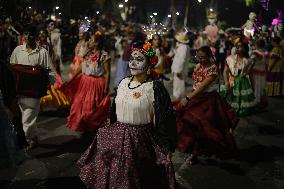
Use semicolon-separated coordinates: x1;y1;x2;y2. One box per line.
131;41;158;65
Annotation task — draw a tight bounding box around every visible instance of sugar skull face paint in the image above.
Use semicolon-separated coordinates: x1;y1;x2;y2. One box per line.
129;51;148;75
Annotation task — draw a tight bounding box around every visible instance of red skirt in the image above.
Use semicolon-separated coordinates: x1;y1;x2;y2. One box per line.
62;74;110;133
174;91;239;157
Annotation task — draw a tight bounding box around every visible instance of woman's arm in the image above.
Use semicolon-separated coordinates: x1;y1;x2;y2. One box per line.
103;59;111;95
67;63;82;83
187;74;217;99
223;64;230;90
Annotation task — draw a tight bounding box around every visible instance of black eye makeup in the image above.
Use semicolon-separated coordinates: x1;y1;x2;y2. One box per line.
136;56;144;61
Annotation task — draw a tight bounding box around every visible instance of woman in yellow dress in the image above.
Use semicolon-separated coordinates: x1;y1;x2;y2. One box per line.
266;37;284;96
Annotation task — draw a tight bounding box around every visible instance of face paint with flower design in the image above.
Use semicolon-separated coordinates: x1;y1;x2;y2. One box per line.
129;51;148;75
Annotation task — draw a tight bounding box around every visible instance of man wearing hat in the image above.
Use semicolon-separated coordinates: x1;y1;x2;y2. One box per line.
10;28;50;150
171;32;190;100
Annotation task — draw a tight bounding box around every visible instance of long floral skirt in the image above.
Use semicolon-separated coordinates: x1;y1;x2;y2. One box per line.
220;76;256;116
266;59;284;96
77;122;176;189
174;91;238;157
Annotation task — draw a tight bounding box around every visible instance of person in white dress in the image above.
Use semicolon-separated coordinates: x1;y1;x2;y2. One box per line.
171;32;190;100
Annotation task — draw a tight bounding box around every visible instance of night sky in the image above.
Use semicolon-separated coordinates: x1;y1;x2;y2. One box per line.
1;0;283;28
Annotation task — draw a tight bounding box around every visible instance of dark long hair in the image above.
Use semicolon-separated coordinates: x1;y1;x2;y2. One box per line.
198;46;217;64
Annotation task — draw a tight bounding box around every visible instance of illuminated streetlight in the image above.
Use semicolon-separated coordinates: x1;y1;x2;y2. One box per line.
153;12;157;16
150;15;153;18
168;14;172;18
96;11;100;15
28;6;32;9
55;6;60;10
124;0;128;2
176;12;180;16
59;12;61;15
198;0;202;3
118;4;124;8
210;8;213;12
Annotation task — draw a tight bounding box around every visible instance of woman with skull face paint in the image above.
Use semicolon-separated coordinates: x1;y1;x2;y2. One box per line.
77;41;177;189
174;46;238;166
62;31;111;133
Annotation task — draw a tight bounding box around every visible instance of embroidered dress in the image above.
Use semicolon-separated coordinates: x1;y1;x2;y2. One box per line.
63;51;110;132
152;48;164;74
77;78;177;189
220;55;256;116
175;64;238;157
266;46;284;96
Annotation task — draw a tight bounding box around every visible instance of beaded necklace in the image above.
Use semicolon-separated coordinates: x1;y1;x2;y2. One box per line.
128;76;150;90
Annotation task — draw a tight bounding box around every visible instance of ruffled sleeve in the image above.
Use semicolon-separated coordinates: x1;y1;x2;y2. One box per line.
153;80;177;153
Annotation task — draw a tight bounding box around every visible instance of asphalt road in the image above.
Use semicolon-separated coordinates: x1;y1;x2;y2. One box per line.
1;62;284;189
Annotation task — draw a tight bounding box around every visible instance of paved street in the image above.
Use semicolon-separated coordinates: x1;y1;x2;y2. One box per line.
1;62;284;189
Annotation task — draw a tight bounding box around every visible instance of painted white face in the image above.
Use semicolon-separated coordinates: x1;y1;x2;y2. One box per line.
129;51;148;75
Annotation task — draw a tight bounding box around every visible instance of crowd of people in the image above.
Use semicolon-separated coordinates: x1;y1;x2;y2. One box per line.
0;6;284;189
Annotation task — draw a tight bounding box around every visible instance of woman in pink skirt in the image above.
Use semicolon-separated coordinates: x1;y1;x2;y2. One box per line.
63;31;111;133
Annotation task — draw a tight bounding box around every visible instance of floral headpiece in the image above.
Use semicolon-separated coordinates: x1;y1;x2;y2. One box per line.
79;20;90;33
131;41;158;65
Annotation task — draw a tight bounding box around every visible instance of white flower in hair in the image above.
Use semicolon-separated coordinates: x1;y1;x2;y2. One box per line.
79;20;91;33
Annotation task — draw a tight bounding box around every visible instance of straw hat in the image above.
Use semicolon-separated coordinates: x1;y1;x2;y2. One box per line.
175;32;189;44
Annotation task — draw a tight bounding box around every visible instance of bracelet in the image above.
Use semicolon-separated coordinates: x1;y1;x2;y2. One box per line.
185;96;190;102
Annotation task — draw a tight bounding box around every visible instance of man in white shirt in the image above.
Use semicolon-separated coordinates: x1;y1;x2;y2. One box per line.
10;30;50;149
171;32;190;100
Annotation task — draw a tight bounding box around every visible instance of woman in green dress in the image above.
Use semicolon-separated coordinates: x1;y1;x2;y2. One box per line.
220;40;256;116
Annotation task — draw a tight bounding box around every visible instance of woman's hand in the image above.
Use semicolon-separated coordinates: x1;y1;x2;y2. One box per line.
166;152;172;161
224;82;230;91
103;87;109;95
179;97;189;108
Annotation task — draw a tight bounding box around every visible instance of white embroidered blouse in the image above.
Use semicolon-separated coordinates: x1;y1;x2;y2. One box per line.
115;78;155;125
82;51;110;77
192;63;219;92
226;55;251;77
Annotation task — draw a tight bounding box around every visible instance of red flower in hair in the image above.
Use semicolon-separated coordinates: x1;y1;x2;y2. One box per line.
150;56;158;65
